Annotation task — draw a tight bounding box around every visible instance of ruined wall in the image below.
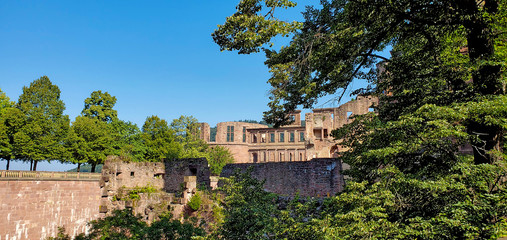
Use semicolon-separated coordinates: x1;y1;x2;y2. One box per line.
99;157;210;221
0;179;101;240
220;158;344;197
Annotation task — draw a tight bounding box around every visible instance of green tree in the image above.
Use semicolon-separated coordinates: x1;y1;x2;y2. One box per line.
15;76;70;171
214;0;507;238
0;88;13;116
49;210;205;240
214;0;505;164
170;115;208;158
110;120;147;162
0;90;21;170
66;116;113;172
217;169;278;239
206;146;234;176
142;115;182;161
81;90;118;123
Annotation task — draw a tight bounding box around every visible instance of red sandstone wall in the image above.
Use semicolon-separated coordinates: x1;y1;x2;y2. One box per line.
0;180;101;240
220;158;344;197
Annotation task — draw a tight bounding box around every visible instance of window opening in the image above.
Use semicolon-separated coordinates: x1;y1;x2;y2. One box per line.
324;129;328;138
227;126;234;142
252;134;257;143
279;133;285;142
270;133;275;142
261;133;266;143
313;129;322;139
300;132;305;142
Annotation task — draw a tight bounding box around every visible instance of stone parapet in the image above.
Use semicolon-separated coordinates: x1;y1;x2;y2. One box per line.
0;170;101;181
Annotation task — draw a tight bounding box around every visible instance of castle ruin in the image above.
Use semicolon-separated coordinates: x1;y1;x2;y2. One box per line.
200;96;378;163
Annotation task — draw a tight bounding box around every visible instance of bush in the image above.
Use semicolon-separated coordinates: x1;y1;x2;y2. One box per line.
188;192;202;211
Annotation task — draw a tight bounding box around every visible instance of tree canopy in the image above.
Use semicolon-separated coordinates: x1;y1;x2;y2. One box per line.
82;90;118;123
213;0;506;238
14;76;70;170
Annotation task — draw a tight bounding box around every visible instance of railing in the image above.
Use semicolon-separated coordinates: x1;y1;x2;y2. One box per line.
0;170;101;181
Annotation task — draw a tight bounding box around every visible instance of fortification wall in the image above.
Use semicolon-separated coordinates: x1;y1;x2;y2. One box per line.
220;158;344;197
0;173;102;240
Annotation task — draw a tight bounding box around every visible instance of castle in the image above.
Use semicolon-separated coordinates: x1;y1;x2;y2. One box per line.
200;95;378;163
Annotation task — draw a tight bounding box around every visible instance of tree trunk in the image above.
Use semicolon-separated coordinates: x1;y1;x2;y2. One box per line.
6;159;10;170
33;161;37;171
91;163;96;173
77;163;81;173
30;160;33;171
461;0;504;164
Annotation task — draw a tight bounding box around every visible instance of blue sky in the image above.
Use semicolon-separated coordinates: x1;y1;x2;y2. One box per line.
0;1;367;171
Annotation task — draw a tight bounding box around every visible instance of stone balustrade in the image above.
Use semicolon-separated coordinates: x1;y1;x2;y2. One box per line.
0;170;101;181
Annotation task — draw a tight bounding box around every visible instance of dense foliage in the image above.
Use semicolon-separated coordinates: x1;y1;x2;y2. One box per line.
47;209;205;240
213;0;506;238
0;78;235;173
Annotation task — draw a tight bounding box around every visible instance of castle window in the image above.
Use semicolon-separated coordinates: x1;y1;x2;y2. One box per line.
261;133;266;143
289;153;293;161
324;129;329;138
299;153;303;161
252;134;257;143
299;132;305;142
242;127;246;142
289;132;295;142
270;133;275;142
227;126;234;142
279;133;285;142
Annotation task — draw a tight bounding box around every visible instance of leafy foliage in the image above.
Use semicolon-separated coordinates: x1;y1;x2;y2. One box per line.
141;115;182;161
170;115;208;159
81;90;118;123
66;116;114;172
15;76;70;170
188;192;202;211
216;169;279;239
214;0;507;238
206;146;234;176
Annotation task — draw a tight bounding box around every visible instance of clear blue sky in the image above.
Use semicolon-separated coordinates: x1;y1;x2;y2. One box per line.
0;1;367;171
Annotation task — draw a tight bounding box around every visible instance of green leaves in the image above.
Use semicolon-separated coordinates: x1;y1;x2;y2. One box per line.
82;90;118;123
212;0;301;54
14;77;70;169
206;146;234;176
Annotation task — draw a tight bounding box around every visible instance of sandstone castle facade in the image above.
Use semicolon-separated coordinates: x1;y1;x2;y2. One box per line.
200;95;378;163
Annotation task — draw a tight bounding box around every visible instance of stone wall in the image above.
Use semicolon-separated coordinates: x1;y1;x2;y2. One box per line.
0;179;101;240
220;158;345;197
99;157;211;221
